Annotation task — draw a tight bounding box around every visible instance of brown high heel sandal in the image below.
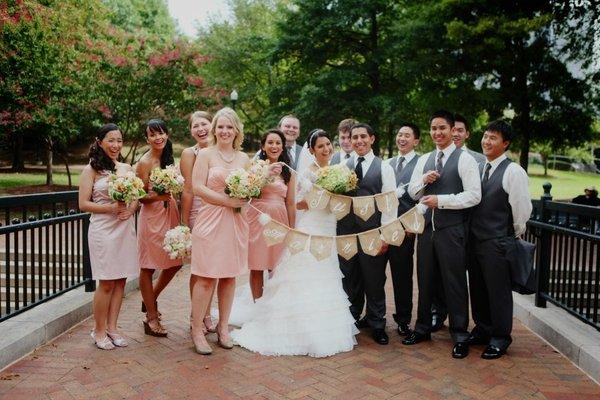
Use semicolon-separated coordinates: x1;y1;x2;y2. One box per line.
143;318;168;337
141;301;162;319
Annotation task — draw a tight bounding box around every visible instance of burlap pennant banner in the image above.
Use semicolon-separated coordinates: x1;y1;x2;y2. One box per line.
380;219;405;246
329;195;352;220
284;230;309;255
352;196;376;222
262;220;289;246
358;229;383;256
306;186;331;210
336;235;358;260
309;235;333;261
399;207;425;234
375;192;399;215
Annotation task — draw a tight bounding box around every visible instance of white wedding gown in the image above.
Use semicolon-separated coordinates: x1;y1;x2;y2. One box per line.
229;168;358;357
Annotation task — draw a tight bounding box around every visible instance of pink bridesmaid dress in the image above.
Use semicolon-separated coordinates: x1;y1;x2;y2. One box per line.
247;180;289;270
188;146;203;229
191;166;248;278
137;195;181;270
88;172;139;280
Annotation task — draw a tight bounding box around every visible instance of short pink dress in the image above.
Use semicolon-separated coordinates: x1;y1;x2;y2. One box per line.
188;146;203;229
137;195;182;270
88;172;139;280
191;166;249;278
247;180;289;270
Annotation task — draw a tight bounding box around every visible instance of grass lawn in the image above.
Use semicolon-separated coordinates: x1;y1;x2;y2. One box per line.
0;171;80;190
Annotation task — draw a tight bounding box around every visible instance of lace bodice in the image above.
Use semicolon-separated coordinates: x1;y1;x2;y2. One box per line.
296;168;336;235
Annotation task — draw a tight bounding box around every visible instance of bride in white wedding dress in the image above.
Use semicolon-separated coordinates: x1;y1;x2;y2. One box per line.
229;129;358;357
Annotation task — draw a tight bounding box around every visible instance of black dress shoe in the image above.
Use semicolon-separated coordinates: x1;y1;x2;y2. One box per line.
397;323;412;336
467;333;489;346
355;317;370;329
372;329;389;345
402;331;431;345
452;342;469;359
481;345;505;360
431;314;445;332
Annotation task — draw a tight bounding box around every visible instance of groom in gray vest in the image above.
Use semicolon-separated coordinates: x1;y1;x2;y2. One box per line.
337;123;397;345
403;110;481;359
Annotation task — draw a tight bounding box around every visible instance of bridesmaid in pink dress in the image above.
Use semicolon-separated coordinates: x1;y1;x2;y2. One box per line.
189;107;282;355
79;124;139;350
247;129;296;300
136;119;182;337
180;110;216;333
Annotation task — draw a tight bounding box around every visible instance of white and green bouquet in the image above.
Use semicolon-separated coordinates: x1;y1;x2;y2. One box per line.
107;171;146;204
149;164;185;196
315;164;359;194
224;160;273;212
163;225;192;260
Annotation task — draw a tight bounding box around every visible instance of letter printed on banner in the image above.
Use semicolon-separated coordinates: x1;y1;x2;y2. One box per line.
358;230;383;256
329;195;352;220
399;206;425;234
336;235;358;260
305;186;330;210
352;196;375;222
262;220;289;246
375;192;399;214
284;230;309;255
380;219;405;246
309;235;333;261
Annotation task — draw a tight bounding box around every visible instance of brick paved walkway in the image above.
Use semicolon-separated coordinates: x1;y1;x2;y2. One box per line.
1;267;598;400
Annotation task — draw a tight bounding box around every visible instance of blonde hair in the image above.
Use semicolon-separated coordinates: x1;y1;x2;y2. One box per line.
209;107;244;151
189;110;212;128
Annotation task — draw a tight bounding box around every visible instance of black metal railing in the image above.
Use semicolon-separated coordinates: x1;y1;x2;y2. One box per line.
528;183;600;331
0;191;94;322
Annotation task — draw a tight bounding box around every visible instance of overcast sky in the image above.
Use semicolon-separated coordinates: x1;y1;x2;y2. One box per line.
167;0;231;37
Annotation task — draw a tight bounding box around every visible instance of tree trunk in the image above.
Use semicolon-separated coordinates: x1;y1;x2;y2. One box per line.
123;137;140;164
11;132;25;172
387;125;394;158
45;137;53;186
58;152;72;188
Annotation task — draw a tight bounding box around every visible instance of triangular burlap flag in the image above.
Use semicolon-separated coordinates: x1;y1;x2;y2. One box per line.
284;230;309;255
262;220;289;246
305;186;331;210
375;191;399;215
399;206;425;234
352;196;375;222
380;219;405;246
358;229;383;256
329;195;352;220
336;235;358;260
309;235;333;261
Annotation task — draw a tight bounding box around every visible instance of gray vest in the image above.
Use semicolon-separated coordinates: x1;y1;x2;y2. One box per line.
422;148;467;229
390;155;419;216
337;156;383;234
330;152;341;165
470;158;514;240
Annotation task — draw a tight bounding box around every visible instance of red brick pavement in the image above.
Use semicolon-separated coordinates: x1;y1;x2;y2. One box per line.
0;267;598;400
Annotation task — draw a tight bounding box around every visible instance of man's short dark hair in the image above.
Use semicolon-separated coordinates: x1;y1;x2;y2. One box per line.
399;122;420;139
350;123;375;136
429;109;455;127
485;119;513;143
454;113;470;133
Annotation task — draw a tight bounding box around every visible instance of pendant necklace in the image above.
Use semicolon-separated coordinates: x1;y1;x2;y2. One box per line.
218;150;235;163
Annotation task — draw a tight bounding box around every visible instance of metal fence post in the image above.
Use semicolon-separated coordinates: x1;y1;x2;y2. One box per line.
535;182;552;307
82;215;96;292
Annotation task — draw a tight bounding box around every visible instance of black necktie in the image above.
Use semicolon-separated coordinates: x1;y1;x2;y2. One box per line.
436;151;444;173
344;153;350;159
355;156;365;180
397;156;405;174
483;163;491;185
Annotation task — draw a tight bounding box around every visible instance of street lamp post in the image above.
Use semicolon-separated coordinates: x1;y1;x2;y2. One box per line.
230;89;238;111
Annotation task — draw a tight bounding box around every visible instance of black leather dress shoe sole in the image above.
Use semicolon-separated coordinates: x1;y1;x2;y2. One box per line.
452;342;469;359
481;345;505;360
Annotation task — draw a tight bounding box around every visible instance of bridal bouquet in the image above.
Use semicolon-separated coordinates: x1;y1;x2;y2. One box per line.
163;225;192;260
224;160;272;212
149;165;185;196
107;171;146;204
315;164;358;194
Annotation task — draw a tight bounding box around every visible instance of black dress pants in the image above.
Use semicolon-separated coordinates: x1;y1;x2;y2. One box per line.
387;234;415;325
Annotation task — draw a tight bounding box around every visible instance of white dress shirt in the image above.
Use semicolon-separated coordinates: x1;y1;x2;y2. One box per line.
483;154;532;236
385;150;417;199
408;143;481;210
350;150;397;225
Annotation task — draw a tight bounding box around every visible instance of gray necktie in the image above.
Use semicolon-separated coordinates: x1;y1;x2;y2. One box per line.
397;156;405;174
482;163;492;184
287;146;294;163
436;151;444;173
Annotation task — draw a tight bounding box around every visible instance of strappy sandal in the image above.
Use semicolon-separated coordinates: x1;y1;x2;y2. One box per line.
90;330;115;350
106;331;128;347
143;318;168;337
141;301;162;320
